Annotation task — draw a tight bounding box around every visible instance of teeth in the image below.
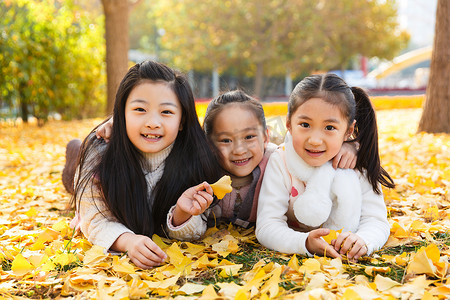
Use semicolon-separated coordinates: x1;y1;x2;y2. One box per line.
143;134;161;139
234;158;249;163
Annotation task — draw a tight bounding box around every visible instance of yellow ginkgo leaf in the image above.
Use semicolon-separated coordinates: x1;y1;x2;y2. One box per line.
322;229;342;244
210;175;232;199
11;253;34;276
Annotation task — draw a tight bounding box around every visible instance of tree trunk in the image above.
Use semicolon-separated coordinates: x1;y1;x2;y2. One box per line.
418;0;449;133
254;62;264;100
19;82;28;123
101;0;130;115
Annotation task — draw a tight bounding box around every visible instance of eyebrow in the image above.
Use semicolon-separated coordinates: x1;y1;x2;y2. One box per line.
129;99;178;107
296;115;340;123
215;126;260;136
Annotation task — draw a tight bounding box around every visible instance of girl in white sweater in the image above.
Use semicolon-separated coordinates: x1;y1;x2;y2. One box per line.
256;73;395;261
72;60;222;269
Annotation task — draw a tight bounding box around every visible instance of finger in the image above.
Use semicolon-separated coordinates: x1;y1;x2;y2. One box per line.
332;154;341;169
338;156;350;169
334;232;350;251
352;245;368;261
324;244;341;259
196;191;214;205
340;236;358;255
311;228;330;239
194;182;207;192
350;157;357;169
105;127;112;139
132;252;161;269
203;182;213;195
347;240;367;259
145;239;167;261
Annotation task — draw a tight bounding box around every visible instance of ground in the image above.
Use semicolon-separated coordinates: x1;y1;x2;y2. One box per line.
0;108;449;299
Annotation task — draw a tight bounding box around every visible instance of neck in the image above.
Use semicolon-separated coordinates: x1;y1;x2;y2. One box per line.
142;143;174;172
230;173;253;188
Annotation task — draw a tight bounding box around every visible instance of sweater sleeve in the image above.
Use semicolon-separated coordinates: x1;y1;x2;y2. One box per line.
166;205;207;241
354;173;390;255
78;183;133;250
76;141;133;250
255;151;310;255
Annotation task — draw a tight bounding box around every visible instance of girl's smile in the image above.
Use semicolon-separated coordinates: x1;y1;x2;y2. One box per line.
287;97;354;167
125;81;182;153
211;104;268;178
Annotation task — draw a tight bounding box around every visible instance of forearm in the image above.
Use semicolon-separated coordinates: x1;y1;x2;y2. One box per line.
256;154;310;255
355;176;390;254
111;232;135;253
166;205;207;241
172;205;193;226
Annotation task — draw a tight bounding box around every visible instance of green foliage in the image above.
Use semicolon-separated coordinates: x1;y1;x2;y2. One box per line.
138;0;408;79
0;0;106;122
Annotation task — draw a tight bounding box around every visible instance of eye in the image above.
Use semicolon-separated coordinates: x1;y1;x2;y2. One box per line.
162;110;174;115
300;122;310;128
134;107;146;112
245;134;256;140
220;138;232;143
325;125;335;131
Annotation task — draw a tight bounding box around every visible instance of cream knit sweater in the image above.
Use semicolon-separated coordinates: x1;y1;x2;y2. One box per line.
77;142;173;250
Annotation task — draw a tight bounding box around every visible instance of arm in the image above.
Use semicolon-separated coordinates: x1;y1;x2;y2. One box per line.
165;182;213;241
76;143;166;268
354;174;390;254
78;184;167;269
333;173;390;257
255;152;312;255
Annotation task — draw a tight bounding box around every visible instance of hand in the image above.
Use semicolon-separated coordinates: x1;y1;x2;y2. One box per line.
69;212;81;231
96;117;113;142
305;228;341;259
112;232;167;269
332;141;357;169
172;182;214;226
331;231;367;262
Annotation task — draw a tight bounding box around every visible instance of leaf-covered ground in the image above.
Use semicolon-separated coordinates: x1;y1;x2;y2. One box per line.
0;108;449;299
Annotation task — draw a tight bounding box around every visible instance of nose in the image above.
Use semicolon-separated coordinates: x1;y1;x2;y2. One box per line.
145;114;161;129
232;140;246;155
307;132;323;146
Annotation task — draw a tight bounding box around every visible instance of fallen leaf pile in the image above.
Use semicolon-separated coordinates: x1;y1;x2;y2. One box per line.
0;108;449;299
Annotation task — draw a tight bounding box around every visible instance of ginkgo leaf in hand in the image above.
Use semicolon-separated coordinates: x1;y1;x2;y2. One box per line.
210;175;232;199
322;229;342;244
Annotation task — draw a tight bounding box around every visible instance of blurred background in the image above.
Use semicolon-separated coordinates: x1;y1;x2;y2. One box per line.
0;0;438;123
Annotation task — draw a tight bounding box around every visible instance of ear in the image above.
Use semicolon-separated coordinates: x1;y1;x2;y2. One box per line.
263;128;269;149
286;118;292;134
346;120;356;140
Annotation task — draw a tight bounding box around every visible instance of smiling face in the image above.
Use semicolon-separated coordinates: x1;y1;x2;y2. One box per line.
125;81;182;153
211;104;269;177
287;97;354;167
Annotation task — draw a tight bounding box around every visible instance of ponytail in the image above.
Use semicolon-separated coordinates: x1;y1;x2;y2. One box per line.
352;87;395;193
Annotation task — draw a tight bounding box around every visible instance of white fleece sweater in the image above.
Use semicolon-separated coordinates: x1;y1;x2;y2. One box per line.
256;135;390;256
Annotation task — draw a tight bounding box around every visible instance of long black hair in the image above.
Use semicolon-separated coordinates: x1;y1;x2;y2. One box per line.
287;73;394;194
73;60;222;237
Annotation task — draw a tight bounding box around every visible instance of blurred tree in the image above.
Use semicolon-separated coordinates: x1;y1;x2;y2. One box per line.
418;0;449;133
0;0;105;122
314;0;409;75
101;0;142;114
151;0;408;99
